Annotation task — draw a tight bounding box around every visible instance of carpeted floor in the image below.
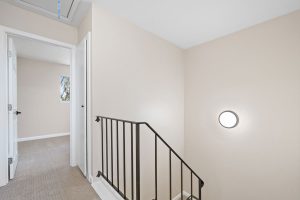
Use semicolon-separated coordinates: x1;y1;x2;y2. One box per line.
0;136;101;200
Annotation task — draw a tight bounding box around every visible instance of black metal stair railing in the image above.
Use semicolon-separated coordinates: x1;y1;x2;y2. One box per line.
95;116;204;200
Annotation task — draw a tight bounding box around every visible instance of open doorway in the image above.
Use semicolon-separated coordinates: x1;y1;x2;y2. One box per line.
0;26;92;190
8;35;72;180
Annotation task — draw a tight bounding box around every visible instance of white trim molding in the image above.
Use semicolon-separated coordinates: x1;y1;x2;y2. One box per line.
0;25;77;187
0;24;91;188
172;191;190;200
85;32;92;183
88;175;94;184
92;179;191;200
92;177;124;200
18;132;70;142
0;26;9;187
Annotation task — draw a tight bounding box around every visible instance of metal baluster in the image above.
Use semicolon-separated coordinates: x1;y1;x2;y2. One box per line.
111;119;113;184
106;118;108;180
181;161;183;200
155;135;157;200
116;120;119;192
198;179;201;200
131;123;134;200
191;171;193;199
101;117;104;175
169;149;172;200
123;122;126;198
136;124;140;200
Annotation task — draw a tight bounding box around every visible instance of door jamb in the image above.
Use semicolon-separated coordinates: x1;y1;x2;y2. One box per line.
85;32;92;183
0;26;9;187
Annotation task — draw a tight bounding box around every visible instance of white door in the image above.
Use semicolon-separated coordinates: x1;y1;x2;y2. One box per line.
76;35;88;176
8;37;18;179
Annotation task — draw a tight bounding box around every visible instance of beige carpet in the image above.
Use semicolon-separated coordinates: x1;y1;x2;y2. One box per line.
0;136;101;200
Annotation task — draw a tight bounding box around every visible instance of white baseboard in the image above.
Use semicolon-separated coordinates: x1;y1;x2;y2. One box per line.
92;177;123;200
18;132;70;142
92;177;190;200
172;191;190;200
88;175;94;184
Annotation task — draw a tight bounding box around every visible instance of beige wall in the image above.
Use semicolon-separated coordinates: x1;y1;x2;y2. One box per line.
91;3;184;199
184;11;300;200
4;1;300;199
78;7;92;42
0;1;77;44
17;58;70;138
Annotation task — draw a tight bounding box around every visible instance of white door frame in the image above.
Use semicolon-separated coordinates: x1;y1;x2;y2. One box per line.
86;32;92;183
76;32;92;180
0;25;92;186
7;37;18;180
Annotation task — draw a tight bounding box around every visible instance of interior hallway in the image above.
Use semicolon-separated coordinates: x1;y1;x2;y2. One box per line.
0;136;100;200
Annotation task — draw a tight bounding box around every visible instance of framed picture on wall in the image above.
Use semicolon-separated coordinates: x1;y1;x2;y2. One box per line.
60;76;70;102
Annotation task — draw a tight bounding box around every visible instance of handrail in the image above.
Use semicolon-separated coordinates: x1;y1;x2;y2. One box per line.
95;115;204;200
139;122;204;185
96;116;204;185
96;115;140;124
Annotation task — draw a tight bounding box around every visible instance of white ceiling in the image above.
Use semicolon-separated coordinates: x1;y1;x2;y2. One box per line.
2;0;91;26
12;36;71;66
97;0;300;48
3;0;300;48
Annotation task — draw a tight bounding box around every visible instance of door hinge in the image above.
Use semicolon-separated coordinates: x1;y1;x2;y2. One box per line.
8;51;12;58
8;104;12;111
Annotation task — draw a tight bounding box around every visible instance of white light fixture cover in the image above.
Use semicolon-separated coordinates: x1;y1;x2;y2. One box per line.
219;111;239;128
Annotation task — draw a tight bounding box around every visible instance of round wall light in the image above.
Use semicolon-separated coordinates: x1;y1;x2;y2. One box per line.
218;111;239;128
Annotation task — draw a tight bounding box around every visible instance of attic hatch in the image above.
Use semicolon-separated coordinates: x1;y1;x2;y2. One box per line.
19;0;75;18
